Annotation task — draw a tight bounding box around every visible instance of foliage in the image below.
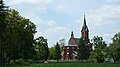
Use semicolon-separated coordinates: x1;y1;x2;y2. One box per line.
88;52;97;63
49;46;55;60
58;39;66;52
34;36;49;61
0;0;36;63
90;36;107;63
0;0;8;63
77;38;90;60
54;42;61;62
92;36;107;49
106;32;120;62
5;9;36;61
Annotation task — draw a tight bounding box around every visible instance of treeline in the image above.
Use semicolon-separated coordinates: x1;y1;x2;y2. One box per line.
88;32;120;63
0;0;49;64
48;32;120;63
76;32;120;63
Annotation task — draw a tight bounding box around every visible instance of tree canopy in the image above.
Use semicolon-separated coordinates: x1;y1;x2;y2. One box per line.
77;38;90;60
54;42;61;62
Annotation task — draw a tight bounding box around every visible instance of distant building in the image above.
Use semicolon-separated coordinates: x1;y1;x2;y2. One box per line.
61;15;92;60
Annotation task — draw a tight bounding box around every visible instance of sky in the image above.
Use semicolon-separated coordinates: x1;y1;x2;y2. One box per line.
4;0;120;47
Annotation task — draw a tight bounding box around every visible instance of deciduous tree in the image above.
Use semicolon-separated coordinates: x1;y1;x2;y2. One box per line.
34;36;49;62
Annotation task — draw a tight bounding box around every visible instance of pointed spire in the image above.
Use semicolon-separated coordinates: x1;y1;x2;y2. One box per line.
82;15;88;29
71;31;74;37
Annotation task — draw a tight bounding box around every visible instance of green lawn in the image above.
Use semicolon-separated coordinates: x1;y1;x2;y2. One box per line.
1;63;120;67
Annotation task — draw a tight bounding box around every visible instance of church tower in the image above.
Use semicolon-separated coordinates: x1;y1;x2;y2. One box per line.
81;15;89;43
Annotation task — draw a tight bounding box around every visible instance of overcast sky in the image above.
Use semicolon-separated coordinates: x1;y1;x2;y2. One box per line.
5;0;120;47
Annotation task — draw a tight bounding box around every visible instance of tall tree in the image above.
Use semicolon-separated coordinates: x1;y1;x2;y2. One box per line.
112;32;120;46
0;0;8;32
0;0;8;63
34;36;49;62
20;18;36;59
49;46;55;60
54;42;61;62
91;36;107;63
107;32;120;62
5;9;36;62
0;0;37;63
58;39;66;52
92;36;107;49
0;9;36;63
77;38;90;61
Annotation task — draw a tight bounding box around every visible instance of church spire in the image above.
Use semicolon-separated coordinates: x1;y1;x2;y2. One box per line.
71;31;74;37
81;15;89;43
82;15;88;29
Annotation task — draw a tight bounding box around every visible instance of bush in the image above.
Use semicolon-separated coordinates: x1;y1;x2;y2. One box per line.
88;58;97;63
48;60;89;63
34;60;44;63
48;60;57;63
27;59;33;63
97;58;104;63
24;59;33;63
15;58;24;64
10;60;15;64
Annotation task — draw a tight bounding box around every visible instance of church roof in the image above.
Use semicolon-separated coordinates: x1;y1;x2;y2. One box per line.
68;37;80;46
74;38;80;44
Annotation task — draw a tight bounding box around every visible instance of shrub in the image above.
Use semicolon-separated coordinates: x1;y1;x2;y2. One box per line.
97;58;104;63
88;58;97;63
15;58;24;64
26;59;33;63
10;60;15;64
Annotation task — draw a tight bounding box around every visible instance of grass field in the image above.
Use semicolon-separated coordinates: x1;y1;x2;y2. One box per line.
1;63;120;67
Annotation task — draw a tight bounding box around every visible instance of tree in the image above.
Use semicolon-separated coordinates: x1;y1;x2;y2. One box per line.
0;8;37;63
0;0;8;63
49;46;55;60
77;38;90;61
91;36;107;63
54;42;61;62
0;0;38;64
58;39;66;52
19;18;36;59
92;36;107;49
34;36;49;62
107;32;120;62
112;32;120;46
0;0;8;32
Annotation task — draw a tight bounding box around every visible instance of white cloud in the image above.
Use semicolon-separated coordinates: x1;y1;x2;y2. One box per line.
55;5;65;12
8;0;53;5
102;33;113;42
47;20;56;26
87;4;120;26
107;0;120;3
4;0;120;47
73;2;120;44
5;0;53;18
31;17;56;27
35;26;70;47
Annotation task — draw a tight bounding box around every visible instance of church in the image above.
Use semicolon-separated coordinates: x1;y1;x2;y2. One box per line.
61;15;92;60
